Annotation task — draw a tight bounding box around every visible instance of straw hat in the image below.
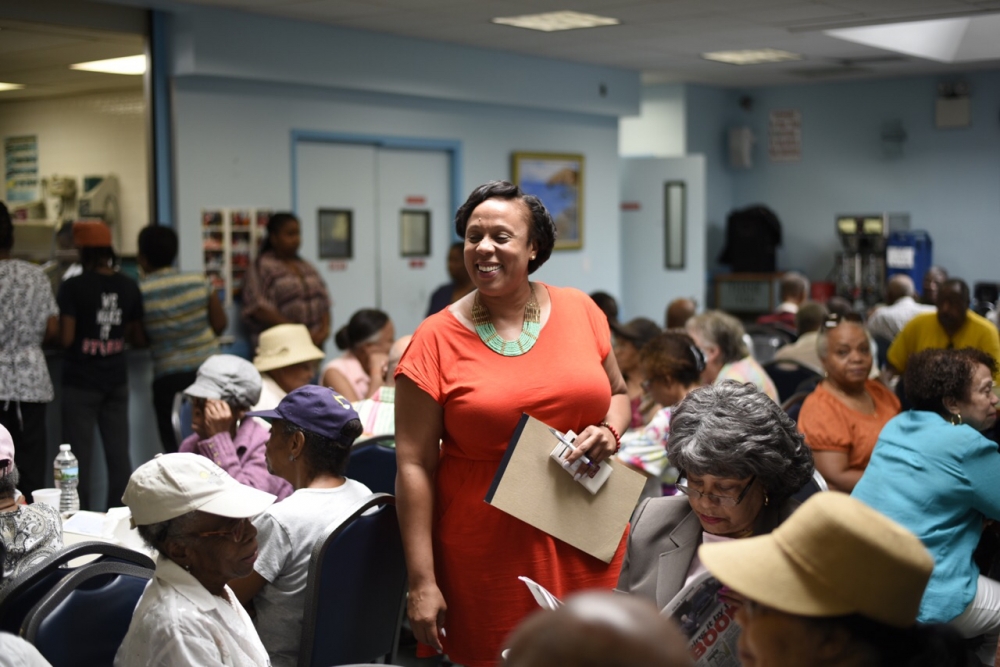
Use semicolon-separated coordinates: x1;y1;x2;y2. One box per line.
699;492;933;628
253;324;325;373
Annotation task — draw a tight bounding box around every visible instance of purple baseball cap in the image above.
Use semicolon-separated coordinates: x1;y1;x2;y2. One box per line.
246;385;359;442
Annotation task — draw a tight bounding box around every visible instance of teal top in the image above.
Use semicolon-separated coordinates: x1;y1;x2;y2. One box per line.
852;410;1000;623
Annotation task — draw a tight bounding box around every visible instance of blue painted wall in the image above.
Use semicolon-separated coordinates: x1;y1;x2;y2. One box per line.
699;72;1000;288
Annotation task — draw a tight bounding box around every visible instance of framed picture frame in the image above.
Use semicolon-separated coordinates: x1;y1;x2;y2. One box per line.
318;209;352;259
512;152;584;250
664;181;686;270
400;209;431;257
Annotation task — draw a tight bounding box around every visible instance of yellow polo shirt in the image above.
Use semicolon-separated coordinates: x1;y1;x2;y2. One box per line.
887;311;1000;382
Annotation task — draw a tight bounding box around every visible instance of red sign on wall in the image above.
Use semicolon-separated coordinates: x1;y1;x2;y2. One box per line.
406;196;426;205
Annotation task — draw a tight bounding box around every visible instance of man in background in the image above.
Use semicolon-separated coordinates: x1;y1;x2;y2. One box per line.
867;274;935;343
888;278;1000;383
757;271;808;334
772;301;828;374
664;297;696;330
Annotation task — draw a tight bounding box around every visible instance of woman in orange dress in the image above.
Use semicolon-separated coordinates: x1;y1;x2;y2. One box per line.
797;313;900;492
395;181;631;666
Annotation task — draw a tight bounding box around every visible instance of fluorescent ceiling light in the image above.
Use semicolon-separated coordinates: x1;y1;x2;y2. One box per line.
826;13;1000;63
0;82;25;92
70;55;146;75
492;10;620;32
702;49;803;65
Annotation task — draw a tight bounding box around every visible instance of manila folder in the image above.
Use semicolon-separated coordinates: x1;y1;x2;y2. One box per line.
485;413;646;563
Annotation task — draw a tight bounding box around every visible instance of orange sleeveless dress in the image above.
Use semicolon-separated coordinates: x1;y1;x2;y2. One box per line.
396;284;628;666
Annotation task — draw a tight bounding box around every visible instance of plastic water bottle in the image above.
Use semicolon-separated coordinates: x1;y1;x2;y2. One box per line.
53;444;80;514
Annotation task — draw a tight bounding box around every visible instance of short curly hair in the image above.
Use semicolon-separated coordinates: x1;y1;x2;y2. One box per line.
640;332;705;387
904;348;997;418
668;381;814;500
454;180;556;274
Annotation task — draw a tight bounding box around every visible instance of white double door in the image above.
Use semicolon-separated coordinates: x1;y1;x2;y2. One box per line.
296;142;452;343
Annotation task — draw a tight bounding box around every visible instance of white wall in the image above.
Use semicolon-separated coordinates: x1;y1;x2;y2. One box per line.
165;5;637;345
0;89;149;255
173;78;623;314
619;83;686;157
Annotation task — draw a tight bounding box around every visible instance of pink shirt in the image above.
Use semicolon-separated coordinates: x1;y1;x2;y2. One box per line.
180;418;292;500
323;351;370;399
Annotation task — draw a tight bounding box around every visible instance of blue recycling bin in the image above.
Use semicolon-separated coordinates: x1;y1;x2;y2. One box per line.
886;231;933;296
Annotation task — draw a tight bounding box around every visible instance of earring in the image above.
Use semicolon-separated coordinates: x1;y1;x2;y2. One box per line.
950;413;963;426
764;492;770;507
288;454;296;462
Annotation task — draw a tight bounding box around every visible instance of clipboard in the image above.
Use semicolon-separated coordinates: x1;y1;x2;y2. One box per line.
485;413;646;563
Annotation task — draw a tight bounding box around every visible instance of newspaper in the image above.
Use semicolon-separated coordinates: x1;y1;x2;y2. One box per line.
518;576;563;610
663;571;741;667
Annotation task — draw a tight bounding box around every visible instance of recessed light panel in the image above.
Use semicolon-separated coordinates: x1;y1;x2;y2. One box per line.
491;10;620;32
826;14;1000;63
0;82;25;92
702;49;803;65
70;55;146;75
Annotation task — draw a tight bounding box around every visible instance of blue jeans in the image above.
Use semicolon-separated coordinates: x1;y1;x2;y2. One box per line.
61;383;131;511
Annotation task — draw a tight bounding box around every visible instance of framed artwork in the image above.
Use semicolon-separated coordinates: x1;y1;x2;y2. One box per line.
664;181;686;270
318;209;352;259
400;209;431;257
512;152;584;250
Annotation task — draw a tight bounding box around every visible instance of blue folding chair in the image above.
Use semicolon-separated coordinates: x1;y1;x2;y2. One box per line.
345;435;397;495
23;560;153;667
0;541;154;635
298;493;407;667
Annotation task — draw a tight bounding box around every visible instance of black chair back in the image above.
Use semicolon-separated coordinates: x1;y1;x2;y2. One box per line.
23;560;153;667
345;435;397;495
0;541;154;635
298;493;406;667
782;390;812;424
762;360;822;404
745;324;795;364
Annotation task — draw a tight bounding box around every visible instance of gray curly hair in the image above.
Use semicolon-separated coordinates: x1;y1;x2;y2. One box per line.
668;381;814;500
685;311;749;365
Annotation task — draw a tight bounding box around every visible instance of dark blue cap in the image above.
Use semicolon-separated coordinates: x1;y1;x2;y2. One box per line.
246;385;359;441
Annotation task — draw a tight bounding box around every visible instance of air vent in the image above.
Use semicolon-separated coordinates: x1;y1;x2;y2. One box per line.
790;66;871;79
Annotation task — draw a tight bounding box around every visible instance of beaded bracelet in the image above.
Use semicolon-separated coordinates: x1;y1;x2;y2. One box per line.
600;421;622;453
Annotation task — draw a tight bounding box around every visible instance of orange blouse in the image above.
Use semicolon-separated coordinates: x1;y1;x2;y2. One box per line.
797;379;901;470
396;284;627;667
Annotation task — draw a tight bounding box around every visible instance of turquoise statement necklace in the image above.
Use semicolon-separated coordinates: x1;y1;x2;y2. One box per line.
472;284;540;356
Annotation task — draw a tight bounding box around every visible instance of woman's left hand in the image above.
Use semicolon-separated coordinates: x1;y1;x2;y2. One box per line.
203;399;236;437
566;424;618;466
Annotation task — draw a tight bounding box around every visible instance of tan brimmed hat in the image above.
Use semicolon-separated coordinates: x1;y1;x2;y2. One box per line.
253;323;325;373
699;492;933;628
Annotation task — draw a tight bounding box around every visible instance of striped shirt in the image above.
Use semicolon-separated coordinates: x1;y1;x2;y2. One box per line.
140;268;220;378
353;386;396;437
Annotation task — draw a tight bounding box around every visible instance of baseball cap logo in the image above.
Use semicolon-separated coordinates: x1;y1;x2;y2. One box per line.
331;390;349;409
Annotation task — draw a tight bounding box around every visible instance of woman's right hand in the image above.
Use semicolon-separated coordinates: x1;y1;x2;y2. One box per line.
408;582;447;652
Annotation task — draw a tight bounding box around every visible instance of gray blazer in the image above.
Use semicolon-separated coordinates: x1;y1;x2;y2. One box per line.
616;494;799;610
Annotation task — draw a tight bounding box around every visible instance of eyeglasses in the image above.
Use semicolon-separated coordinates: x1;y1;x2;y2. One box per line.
675;475;756;507
190;517;252;543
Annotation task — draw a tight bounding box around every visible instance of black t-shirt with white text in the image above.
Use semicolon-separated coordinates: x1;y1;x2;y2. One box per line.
57;271;143;391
